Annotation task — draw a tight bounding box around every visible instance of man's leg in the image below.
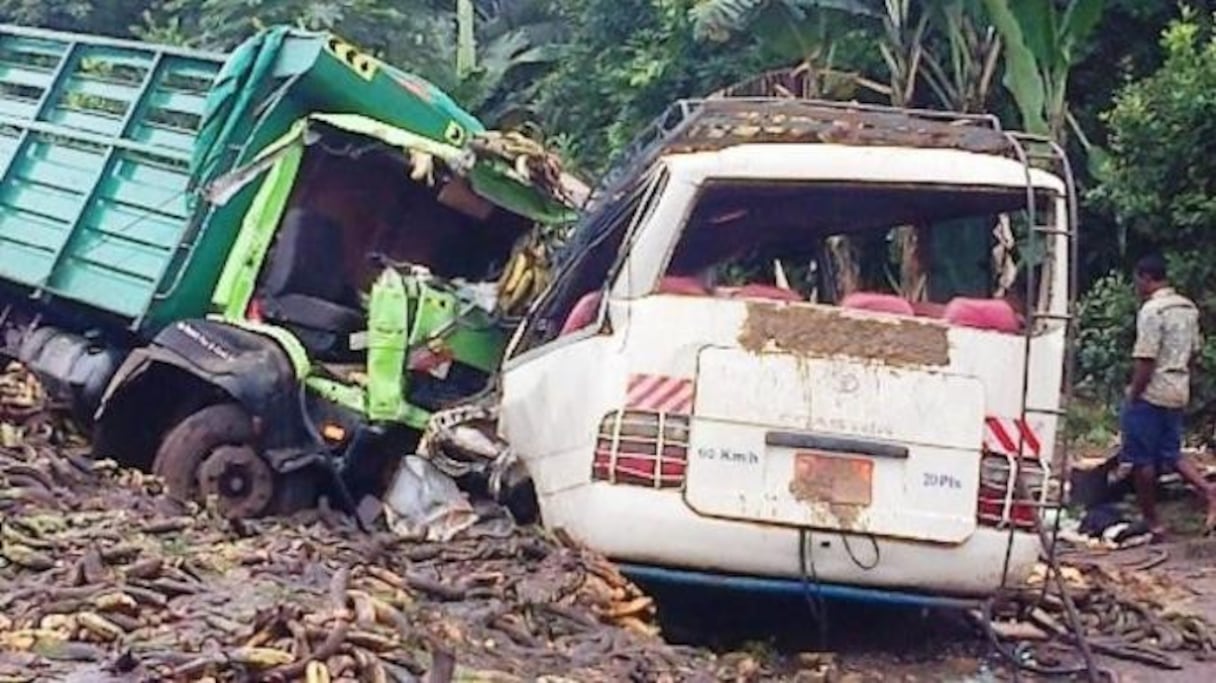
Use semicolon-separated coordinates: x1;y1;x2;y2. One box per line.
1131;463;1162;531
1121;400;1165;533
1160;408;1216;528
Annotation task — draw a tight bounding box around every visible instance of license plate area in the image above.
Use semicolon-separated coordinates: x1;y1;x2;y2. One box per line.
790;451;873;506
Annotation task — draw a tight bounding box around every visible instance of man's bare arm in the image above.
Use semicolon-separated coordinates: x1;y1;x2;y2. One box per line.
1128;358;1155;400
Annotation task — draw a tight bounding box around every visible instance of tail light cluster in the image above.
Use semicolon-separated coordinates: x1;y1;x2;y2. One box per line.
977;453;1049;530
592;410;689;489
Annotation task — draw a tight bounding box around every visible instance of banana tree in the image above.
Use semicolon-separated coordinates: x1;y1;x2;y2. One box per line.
922;0;1001;114
981;0;1105;140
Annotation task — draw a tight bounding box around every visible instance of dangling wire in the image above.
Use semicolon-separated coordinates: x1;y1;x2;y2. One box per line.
798;528;829;649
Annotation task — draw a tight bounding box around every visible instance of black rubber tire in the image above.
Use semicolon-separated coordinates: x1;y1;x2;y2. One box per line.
153;403;256;505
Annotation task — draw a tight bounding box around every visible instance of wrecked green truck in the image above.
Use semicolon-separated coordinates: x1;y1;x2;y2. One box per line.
0;24;578;517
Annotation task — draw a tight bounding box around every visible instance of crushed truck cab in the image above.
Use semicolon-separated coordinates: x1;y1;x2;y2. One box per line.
0;23;579;517
497;98;1076;598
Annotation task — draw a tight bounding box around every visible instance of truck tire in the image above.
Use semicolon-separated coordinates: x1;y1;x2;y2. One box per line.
153;403;276;519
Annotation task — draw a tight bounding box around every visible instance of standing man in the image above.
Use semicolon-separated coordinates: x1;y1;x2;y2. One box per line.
1121;254;1215;540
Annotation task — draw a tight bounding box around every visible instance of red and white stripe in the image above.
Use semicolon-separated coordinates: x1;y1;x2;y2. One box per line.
984;416;1042;458
626;374;695;414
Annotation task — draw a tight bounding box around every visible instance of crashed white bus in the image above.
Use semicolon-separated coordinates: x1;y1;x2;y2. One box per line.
493;98;1076;599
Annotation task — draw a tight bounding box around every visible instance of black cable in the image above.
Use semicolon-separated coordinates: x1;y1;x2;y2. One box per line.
841;532;880;570
798;528;828;648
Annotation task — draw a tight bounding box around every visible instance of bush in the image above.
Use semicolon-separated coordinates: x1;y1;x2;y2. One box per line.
1076;271;1138;408
1088;10;1216;440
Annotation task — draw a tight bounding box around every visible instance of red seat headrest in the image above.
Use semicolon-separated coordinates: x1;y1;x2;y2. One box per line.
721;284;803;302
943;297;1020;333
560;291;603;336
658;276;709;296
840;292;914;316
911;301;947;319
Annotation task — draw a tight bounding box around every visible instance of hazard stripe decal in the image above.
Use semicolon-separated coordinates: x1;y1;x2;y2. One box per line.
984;416;1043;457
626;374;695;414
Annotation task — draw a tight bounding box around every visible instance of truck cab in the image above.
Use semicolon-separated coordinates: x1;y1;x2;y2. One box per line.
497;98;1075;598
0;24;579;517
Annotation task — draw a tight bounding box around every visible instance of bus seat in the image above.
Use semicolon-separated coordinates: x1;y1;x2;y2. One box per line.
658;276;709;296
560;291;604;336
720;284;803;302
841;292;914;316
943;297;1020;333
912;301;947;319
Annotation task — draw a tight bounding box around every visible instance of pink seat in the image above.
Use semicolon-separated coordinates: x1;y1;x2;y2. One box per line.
912;301;947;319
840;292;914;316
720;284;803;302
657;276;709;296
560;291;604;336
943;298;1020;333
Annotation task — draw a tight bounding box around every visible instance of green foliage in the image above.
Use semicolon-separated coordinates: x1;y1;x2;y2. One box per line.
1076;271;1137;407
536;0;768;175
1089;10;1216;428
981;0;1105;138
134;0;565;126
0;0;153;37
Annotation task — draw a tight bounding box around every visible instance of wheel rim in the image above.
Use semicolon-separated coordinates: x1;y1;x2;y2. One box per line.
197;445;275;519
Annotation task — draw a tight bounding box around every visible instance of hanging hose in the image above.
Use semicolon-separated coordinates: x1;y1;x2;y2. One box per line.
798;528;829;649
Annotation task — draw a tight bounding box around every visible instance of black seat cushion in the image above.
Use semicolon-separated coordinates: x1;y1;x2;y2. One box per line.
258;209;365;358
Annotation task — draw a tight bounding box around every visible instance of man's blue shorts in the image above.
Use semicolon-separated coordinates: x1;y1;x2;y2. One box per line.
1120;398;1183;469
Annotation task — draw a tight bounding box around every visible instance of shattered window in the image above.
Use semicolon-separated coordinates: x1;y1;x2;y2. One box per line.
508;168;668;356
660;179;1060;328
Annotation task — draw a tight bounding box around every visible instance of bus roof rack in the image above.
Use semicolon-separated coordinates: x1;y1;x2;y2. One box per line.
594;97;1013;202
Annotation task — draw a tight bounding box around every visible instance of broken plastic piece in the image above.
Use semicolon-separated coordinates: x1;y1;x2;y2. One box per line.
383;455;478;542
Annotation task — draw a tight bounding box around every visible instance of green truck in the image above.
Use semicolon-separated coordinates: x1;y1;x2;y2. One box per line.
0;24;576;517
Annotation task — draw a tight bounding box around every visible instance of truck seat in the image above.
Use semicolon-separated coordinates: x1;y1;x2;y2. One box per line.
258;209;365;356
840;292;914;316
942;297;1020;333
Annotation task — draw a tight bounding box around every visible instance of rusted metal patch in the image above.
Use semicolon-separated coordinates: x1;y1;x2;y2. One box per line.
789;452;873;507
738;303;950;367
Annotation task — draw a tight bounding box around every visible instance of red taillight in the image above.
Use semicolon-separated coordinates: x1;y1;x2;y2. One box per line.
977;453;1048;530
592;410;689;489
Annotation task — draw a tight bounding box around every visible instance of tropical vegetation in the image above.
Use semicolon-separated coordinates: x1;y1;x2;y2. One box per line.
6;0;1216;439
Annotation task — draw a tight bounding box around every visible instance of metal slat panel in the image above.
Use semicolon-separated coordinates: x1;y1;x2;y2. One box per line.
0;62;53;89
146;88;207;117
62;74;141;104
59;229;167;281
44;107;125;136
0;239;53;282
87;202;184;247
127;123;196;153
0;179;84;223
0;209;70;250
0;98;36;118
43;257;149;317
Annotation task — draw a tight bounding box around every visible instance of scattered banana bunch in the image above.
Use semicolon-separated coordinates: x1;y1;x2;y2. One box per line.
470;131;576;207
0;362;696;682
497;232;551;318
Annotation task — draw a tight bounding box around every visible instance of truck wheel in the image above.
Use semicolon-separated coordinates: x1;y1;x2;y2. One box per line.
153;403;275;519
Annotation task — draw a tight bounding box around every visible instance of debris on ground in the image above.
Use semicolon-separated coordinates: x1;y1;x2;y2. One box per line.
984;555;1216;673
0;362;702;682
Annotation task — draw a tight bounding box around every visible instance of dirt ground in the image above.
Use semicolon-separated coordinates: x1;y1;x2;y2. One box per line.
5;362;1216;681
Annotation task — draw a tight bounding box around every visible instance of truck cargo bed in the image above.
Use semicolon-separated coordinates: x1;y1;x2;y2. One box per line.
0;25;222;325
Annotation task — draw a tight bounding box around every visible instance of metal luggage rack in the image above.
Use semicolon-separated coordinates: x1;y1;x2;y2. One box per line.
594;96;1016;200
